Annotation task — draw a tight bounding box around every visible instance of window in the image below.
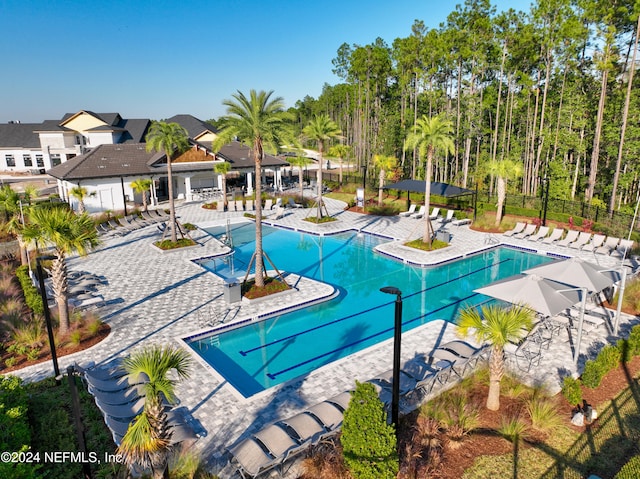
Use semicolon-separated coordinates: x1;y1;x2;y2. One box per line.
5;155;15;167
23;154;32;167
36;155;44;167
50;154;61;166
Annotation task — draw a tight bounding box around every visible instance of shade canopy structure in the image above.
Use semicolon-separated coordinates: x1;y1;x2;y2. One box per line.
384;179;475;198
474;274;583;317
523;257;618;293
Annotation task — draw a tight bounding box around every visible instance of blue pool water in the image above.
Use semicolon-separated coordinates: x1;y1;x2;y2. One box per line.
187;221;553;397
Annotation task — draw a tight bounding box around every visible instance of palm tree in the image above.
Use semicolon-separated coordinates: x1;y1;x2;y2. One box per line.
302;115;342;220
130;178;153;212
212;90;293;289
0;185;29;265
328;144;352;186
456;304;534;411
405;114;455;245
287;154;312;200
21;207;100;334
372;154;398;207
117;344;192;479
486;158;523;226
146;121;190;243
69;186;95;213
213;161;231;209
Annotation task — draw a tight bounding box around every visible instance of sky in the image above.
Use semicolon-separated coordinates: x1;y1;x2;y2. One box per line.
0;0;532;124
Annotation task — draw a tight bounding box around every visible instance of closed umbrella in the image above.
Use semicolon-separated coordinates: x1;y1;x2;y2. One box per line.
474;274;582;317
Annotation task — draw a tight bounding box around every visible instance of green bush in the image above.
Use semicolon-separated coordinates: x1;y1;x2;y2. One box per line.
615;454;640;479
626;324;640;357
598;344;622;371
15;265;43;315
0;376;41;478
561;376;583;406
340;382;398;479
581;359;605;388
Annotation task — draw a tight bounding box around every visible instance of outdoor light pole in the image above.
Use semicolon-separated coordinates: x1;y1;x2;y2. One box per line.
380;286;403;430
36;255;61;382
539;177;550;226
361;165;367;191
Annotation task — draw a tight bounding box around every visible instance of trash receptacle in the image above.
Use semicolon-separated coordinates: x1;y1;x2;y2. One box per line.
436;230;451;243
223;280;241;304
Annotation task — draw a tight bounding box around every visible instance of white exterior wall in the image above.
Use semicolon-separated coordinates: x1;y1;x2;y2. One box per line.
86;131;116;147
61;177;134;214
0;148;45;172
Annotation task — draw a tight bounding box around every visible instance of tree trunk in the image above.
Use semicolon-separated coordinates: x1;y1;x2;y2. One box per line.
495;177;507;226
166;154;178;243
316;145;324;220
487;345;504;411
254;144;265;288
51;253;69;334
378;169;385;206
422;150;433;245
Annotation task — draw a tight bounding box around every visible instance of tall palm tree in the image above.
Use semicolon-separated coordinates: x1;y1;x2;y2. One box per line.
213;161;231;209
372;154;398;207
302;115;342;220
21;207;100;334
405;114;455;245
130;178;153;212
456;304;534;411
287;154;312;200
69;186;94;213
328;144;352;186
212;90;293;289
146;121;190;243
117;345;192;479
486;158;523;226
0;185;28;265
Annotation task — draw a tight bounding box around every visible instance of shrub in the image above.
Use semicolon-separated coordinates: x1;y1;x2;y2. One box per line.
526;395;564;435
598;344;622;371
4;357;17;368
422;389;479;449
615;455;640;479
26;347;40;361
68;330;82;347
86;317;102;336
498;414;529;443
561;376;583;406
340;381;398;479
581;359;605;388
15;265;43;315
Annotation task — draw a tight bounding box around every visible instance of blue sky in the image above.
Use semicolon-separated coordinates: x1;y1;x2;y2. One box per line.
0;0;531;124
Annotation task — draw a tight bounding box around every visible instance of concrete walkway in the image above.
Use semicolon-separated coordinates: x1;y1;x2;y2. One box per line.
6;198;638;478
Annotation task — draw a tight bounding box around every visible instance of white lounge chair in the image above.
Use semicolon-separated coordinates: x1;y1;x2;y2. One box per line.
514;224;537;239
440;209;455;224
582;234;606;252
410;205;426;219
528;226;550;242
612;239;635;258
271;206;285;220
596;236;620;255
542;228;564;244
557;229;580;247
245;199;254;211
568;231;592;249
287;198;303;208
263;199;273;211
503;222;526;237
229;437;281;479
428;207;441;220
399;204;417;217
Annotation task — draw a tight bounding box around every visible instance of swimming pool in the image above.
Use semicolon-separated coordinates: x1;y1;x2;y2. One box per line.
186;221;553;397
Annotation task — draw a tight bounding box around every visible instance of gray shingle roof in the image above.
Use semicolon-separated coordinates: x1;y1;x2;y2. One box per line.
215;141;289;168
165;114;218;138
0;123;42;148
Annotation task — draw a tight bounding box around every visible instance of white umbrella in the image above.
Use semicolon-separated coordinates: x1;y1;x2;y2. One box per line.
474;274;582;317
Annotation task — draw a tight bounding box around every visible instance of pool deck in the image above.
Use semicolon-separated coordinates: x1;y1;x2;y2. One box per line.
7;198;639;477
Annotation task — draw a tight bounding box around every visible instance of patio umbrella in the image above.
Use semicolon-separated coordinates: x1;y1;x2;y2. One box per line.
474;274;582;317
522;257;618;293
523;257;621;365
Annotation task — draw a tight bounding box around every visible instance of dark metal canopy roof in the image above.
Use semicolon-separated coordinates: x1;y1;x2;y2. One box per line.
384;179;474;197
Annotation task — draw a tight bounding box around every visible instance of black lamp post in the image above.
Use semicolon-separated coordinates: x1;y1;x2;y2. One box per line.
380;286;403;430
35;255;61;382
538;177;550;226
361;164;367;191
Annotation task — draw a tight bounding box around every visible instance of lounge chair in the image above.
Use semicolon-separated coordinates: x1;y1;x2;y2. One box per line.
436;340;486;375
245;199;254;211
154;209;170;219
542;228;564;244
264;199;273;211
253;424;301;459
368;369;417;396
503;222;526;237
399;204;417;217
216;200;225;212
325;391;352;412
271;206;285;220
287;198;303;208
514;224;537;239
568;231;592;249
410;205;426;219
582;234;606;252
596;236;620;255
142;210;160;223
70;294;105;311
528;226;550;242
428;207;441;220
612;238;634;258
401;356;449;396
89;383;146;405
557;229;580;247
95;396;146;420
504;335;543;372
107;414;198;447
306;401;343;431
275;198;283;209
440;209;455;224
425;348;475;378
229;436;280;479
84;372;148;393
279;412;326;445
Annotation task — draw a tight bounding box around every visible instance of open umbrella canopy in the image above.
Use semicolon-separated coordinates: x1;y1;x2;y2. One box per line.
523;257;618;293
474;274;583;317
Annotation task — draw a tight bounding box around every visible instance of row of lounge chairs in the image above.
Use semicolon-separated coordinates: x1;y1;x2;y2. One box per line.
217;198;302;213
399;206;456;223
75;362;201;449
229;391;351;478
96;210;170;237
504;222;634;257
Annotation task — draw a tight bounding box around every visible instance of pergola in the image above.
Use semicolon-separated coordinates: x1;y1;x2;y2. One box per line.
384;179;477;218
